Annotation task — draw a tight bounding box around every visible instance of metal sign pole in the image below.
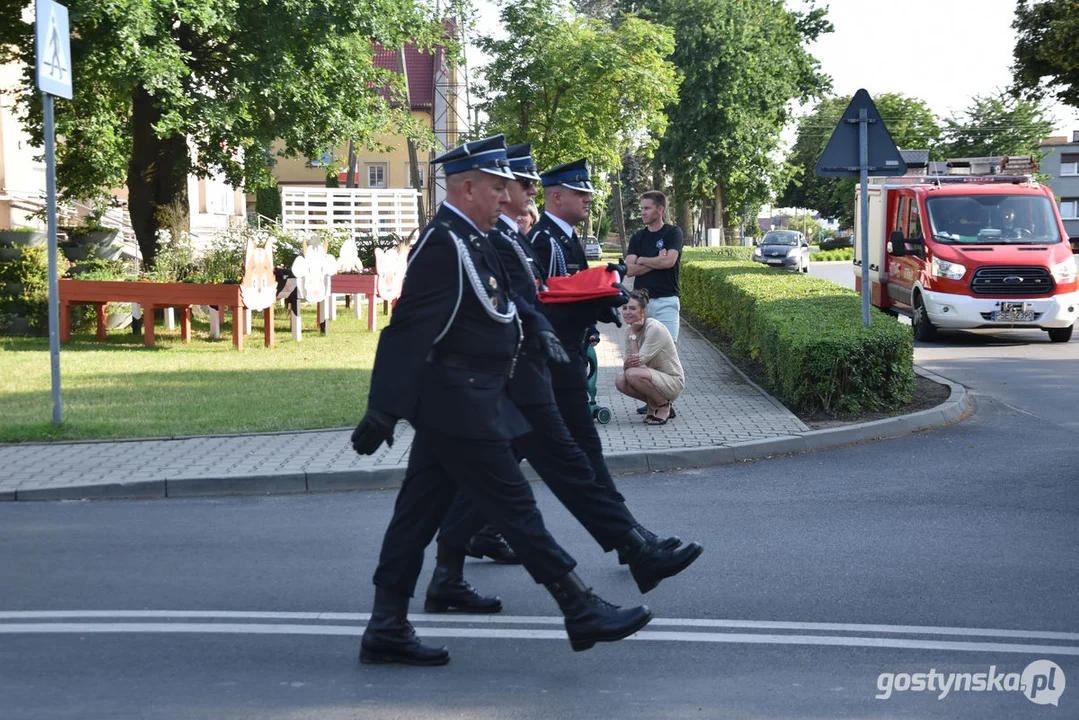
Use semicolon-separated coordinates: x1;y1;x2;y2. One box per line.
43;92;63;425
858;108;871;329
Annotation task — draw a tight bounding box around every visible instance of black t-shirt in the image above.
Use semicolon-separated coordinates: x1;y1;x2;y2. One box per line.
627;224;683;298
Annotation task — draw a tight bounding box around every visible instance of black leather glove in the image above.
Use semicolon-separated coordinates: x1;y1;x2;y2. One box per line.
606;259;627;277
596;306;623;328
600;283;631;309
351;409;397;455
537;330;570;364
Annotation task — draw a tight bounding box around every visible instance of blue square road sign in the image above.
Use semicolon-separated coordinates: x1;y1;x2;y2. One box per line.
36;0;73;99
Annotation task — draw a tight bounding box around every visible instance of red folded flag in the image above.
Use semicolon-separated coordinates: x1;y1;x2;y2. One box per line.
537;266;623;304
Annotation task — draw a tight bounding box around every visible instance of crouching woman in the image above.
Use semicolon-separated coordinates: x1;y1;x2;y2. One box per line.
615;289;684;425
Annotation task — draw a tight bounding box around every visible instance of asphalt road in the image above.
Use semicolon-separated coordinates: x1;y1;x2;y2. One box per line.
1;260;1075;719
2;390;1078;719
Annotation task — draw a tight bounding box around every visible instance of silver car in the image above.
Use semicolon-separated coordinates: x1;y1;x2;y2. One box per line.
584;235;602;261
752;230;810;273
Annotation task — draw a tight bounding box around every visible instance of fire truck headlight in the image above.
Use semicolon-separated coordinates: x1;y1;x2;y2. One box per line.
931;257;967;280
1051;257;1077;283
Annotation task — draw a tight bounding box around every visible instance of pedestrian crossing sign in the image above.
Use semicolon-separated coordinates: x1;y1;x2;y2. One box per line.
35;0;72;99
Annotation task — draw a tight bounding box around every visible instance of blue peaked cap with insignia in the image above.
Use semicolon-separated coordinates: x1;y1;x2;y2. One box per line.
506;143;541;181
539;158;594;194
433;134;515;179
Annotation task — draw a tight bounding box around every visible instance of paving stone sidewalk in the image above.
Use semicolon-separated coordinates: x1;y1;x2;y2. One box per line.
0;320;817;501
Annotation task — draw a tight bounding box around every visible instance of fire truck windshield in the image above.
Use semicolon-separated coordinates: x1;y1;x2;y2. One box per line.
925;194;1063;245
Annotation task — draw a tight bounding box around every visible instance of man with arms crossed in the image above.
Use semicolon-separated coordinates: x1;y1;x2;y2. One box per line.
625;191;683;416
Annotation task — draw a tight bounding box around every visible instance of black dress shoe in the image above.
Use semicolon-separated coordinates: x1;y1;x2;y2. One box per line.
618;529;704;594
617;523;681;564
424;566;502;614
360;587;449;666
464;530;521;564
545;571;653;652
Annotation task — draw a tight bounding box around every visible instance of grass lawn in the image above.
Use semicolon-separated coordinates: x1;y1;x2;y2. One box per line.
0;302;387;442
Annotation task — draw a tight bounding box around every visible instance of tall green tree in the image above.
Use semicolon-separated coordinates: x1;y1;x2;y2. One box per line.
941;91;1056;160
625;0;832;242
780;93;942;228
1012;0;1079;109
0;0;444;265
476;0;679;207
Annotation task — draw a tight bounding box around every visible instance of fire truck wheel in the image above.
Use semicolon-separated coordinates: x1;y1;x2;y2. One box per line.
912;295;937;342
1047;325;1073;343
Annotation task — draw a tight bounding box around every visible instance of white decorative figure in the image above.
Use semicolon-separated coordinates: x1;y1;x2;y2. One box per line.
240;233;278;311
291;238;336;304
336;239;364;274
375;242;409;304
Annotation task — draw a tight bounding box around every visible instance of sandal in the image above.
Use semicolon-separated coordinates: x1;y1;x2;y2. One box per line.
644;402;670;425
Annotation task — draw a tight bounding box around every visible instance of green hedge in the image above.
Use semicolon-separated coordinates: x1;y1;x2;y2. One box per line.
680;248;914;413
811;248;854;262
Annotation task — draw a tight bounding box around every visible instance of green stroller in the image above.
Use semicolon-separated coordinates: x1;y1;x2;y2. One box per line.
585;342;612;424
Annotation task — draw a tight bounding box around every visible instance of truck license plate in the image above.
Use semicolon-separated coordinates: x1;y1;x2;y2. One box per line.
992;302;1036;322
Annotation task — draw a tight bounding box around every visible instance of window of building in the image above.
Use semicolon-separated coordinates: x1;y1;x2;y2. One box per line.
206;181;234;215
1060;153;1079;176
306;151;333;168
367;163;388;189
404;162;426;188
1060;198;1079;220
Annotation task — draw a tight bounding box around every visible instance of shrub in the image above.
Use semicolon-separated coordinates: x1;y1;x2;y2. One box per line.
708;245;755;261
0;244;49;334
680;248;914;413
255;186;282;221
812;248;854;262
358;233;406;268
69;257;131;281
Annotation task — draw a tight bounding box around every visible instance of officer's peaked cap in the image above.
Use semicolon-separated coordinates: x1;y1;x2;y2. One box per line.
540;158;594;193
433;134;515;179
506;143;541;181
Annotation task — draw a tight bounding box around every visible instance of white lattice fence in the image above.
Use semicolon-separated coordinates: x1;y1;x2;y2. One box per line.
280;187;421;240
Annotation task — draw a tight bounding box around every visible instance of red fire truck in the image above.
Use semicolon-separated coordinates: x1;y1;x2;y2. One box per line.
854;171;1078;342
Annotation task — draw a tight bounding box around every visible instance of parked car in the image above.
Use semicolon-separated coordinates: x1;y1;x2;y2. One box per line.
752;230;810;273
584;235;602;260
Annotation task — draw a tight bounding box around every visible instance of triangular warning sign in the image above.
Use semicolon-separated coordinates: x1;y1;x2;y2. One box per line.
815;89;907;177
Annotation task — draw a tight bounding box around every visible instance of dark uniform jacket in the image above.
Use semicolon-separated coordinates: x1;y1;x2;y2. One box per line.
490;216;558;406
368;206;541;440
528;213;602;391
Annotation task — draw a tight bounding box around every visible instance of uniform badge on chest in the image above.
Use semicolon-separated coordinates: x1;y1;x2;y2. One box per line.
489;276;498;290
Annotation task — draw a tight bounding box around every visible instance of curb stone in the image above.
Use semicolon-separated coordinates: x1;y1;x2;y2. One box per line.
8;366;970;502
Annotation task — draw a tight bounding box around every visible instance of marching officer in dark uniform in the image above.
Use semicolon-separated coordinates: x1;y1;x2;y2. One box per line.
425;145;703;614
529;159;682;558
350;135;653;666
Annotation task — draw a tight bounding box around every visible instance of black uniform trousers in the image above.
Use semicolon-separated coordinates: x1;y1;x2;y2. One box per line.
373;426;576;598
552;385;625;505
438;396;635;553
